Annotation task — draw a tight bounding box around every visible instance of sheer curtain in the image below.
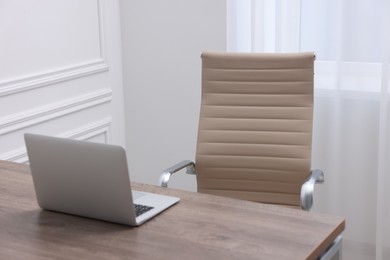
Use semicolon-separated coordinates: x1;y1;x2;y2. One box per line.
227;0;390;259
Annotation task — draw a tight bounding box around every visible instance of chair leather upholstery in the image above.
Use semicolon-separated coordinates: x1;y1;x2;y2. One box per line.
196;51;315;207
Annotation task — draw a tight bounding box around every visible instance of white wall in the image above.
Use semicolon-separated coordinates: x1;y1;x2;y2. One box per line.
0;0;126;161
120;1;227;190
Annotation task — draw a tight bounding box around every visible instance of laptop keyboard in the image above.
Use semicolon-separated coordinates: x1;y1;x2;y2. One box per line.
134;204;154;217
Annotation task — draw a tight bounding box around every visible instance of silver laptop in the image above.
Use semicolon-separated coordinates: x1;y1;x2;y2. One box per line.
24;133;180;226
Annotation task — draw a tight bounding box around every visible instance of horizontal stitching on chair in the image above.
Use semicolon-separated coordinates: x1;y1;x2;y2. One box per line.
197;142;310;146
204;67;312;71
200;188;300;196
199;177;302;184
196;154;309;160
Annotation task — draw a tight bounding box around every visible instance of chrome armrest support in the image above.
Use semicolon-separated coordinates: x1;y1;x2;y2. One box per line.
300;169;324;211
319;235;343;260
158;160;196;188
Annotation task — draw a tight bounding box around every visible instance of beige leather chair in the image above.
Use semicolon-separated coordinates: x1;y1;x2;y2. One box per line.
159;51;323;210
159;52;342;259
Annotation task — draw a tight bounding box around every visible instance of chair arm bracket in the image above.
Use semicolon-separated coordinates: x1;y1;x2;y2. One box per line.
158;160;196;188
300;169;324;211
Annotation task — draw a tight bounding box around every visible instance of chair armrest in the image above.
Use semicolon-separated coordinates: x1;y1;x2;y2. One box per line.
319;235;343;260
300;169;324;211
158;160;196;188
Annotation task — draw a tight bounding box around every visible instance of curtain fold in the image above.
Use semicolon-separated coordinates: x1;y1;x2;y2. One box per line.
227;0;390;259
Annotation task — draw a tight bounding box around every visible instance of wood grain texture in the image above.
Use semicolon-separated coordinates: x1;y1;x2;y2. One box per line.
0;160;344;260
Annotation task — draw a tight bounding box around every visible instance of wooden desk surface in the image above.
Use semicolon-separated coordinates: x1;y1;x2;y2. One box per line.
0;160;345;260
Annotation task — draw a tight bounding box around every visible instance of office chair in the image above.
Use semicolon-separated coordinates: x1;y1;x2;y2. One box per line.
158;52;342;259
159;51;323;210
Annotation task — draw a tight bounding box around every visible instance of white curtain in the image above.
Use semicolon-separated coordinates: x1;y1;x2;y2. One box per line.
227;0;390;259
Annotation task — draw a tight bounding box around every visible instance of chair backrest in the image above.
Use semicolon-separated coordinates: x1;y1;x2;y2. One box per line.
195;51;315;207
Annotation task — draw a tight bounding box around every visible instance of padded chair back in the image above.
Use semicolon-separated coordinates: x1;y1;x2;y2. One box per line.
196;51;315;207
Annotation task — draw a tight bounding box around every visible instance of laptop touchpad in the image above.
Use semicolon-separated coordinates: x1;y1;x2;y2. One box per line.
132;191;147;200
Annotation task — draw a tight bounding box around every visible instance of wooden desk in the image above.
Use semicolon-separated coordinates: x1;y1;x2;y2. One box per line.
0;160;344;260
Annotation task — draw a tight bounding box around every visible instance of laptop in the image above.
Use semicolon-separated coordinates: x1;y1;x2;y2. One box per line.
24;133;180;226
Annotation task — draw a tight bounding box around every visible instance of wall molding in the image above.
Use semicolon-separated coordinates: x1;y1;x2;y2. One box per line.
0;147;29;163
61;117;112;143
0;0;108;98
0;117;112;163
0;60;108;97
0;88;112;135
97;0;107;61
